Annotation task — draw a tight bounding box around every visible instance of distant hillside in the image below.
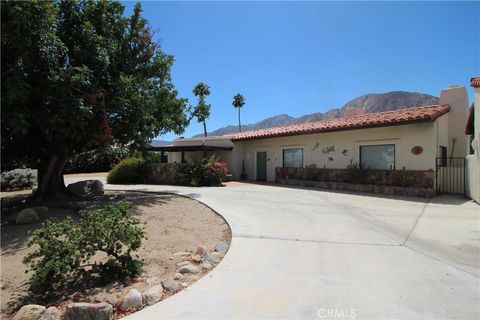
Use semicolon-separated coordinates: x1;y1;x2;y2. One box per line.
193;91;439;137
193;114;295;137
150;140;171;147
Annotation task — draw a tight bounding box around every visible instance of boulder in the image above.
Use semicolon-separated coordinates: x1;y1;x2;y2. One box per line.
39;307;60;320
142;285;163;306
65;302;113;320
202;252;215;263
214;242;229;253
161;280;178;292
191;255;202;263
13;304;46;320
67;180;104;196
32;206;48;215
201;262;213;270
15;209;39;224
116;288;143;311
173;273;184;280
195;246;206;254
178;264;199;274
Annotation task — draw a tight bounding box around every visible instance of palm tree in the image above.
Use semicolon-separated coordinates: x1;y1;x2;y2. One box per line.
232;93;245;132
193;82;211;137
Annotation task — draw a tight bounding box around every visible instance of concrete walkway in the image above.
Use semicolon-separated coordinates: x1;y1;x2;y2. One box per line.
65;176;480;319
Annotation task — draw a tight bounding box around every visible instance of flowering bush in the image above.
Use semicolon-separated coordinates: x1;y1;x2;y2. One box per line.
184;156;227;187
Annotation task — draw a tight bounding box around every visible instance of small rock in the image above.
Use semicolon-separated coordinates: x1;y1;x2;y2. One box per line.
173;251;190;257
32;206;48;215
181;282;189;288
14;304;46;320
191;255;202;263
65;302;112;320
176;261;189;267
184;275;199;282
201;262;212;270
195;246;206;254
202;252;215;262
145;277;160;285
178;264;199;274
161;280;178;292
214;242;229;253
142;285;163;306
15;209;39;224
116;288;143;311
174;273;184;280
39;307;60;320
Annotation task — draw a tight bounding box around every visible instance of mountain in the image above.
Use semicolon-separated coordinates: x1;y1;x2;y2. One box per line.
193;114;295;137
292;91;439;124
150;140;171;147
194;91;439;137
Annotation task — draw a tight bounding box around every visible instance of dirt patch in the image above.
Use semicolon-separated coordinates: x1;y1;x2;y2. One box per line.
1;191;231;318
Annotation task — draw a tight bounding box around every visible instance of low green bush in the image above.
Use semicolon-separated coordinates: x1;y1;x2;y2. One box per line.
0;168;37;191
107;157;145;184
64;146;129;174
23;202;145;293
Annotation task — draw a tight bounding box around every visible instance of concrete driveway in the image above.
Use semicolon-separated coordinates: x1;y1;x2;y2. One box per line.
65;176;480;319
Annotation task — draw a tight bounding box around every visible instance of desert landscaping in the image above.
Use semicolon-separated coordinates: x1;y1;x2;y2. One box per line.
1;190;231;319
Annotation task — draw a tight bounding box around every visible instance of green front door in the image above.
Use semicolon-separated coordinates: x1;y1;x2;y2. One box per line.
256;152;267;181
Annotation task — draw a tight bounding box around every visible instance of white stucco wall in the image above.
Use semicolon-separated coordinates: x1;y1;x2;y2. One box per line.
234;121;439;182
466;85;480;203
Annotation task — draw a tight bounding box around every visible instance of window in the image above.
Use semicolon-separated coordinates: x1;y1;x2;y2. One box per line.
283;148;303;168
360;144;395;170
439;146;447;167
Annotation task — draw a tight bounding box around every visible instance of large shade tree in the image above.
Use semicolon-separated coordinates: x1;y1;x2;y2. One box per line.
232;93;245;132
1;1;189;198
192;82;211;137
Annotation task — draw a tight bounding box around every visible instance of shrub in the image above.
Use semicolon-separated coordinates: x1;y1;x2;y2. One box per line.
64;146;129;174
346;162;370;184
23;201;145;292
183;156;227;187
107;157;145;184
0;168;37;191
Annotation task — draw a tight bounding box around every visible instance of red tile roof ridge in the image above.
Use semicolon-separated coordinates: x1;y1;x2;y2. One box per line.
229;104;450;141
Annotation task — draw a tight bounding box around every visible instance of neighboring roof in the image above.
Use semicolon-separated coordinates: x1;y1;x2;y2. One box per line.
230;105;450;141
148;145;233;152
471;77;480;88
465;106;474;135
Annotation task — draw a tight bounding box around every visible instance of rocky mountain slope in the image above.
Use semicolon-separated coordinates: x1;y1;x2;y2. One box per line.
195;91;439;137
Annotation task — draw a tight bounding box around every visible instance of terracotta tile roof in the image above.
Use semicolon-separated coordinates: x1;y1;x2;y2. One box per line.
230;105;450;141
471;77;480;88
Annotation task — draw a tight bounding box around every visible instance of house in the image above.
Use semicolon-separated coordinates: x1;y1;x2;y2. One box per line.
466;77;480;203
157;85;471;197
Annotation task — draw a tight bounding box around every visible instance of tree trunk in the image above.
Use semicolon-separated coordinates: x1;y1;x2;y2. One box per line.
203;121;207;137
238;107;241;132
37;154;69;198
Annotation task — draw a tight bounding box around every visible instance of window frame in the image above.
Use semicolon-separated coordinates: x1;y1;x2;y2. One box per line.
359;144;396;170
282;148;304;168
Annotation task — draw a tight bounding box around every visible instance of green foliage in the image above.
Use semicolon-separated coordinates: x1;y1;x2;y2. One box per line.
1;168;37;191
192;82;211;137
106;157;145;184
23;202;145;292
232;93;245;132
1;1;190;196
64;146;130;174
183;156;227;187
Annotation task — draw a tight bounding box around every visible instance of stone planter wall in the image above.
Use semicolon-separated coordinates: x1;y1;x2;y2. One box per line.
144;163;189;185
276;167;436;198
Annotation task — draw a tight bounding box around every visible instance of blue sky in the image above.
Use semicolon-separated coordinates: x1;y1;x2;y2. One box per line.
123;1;480;141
